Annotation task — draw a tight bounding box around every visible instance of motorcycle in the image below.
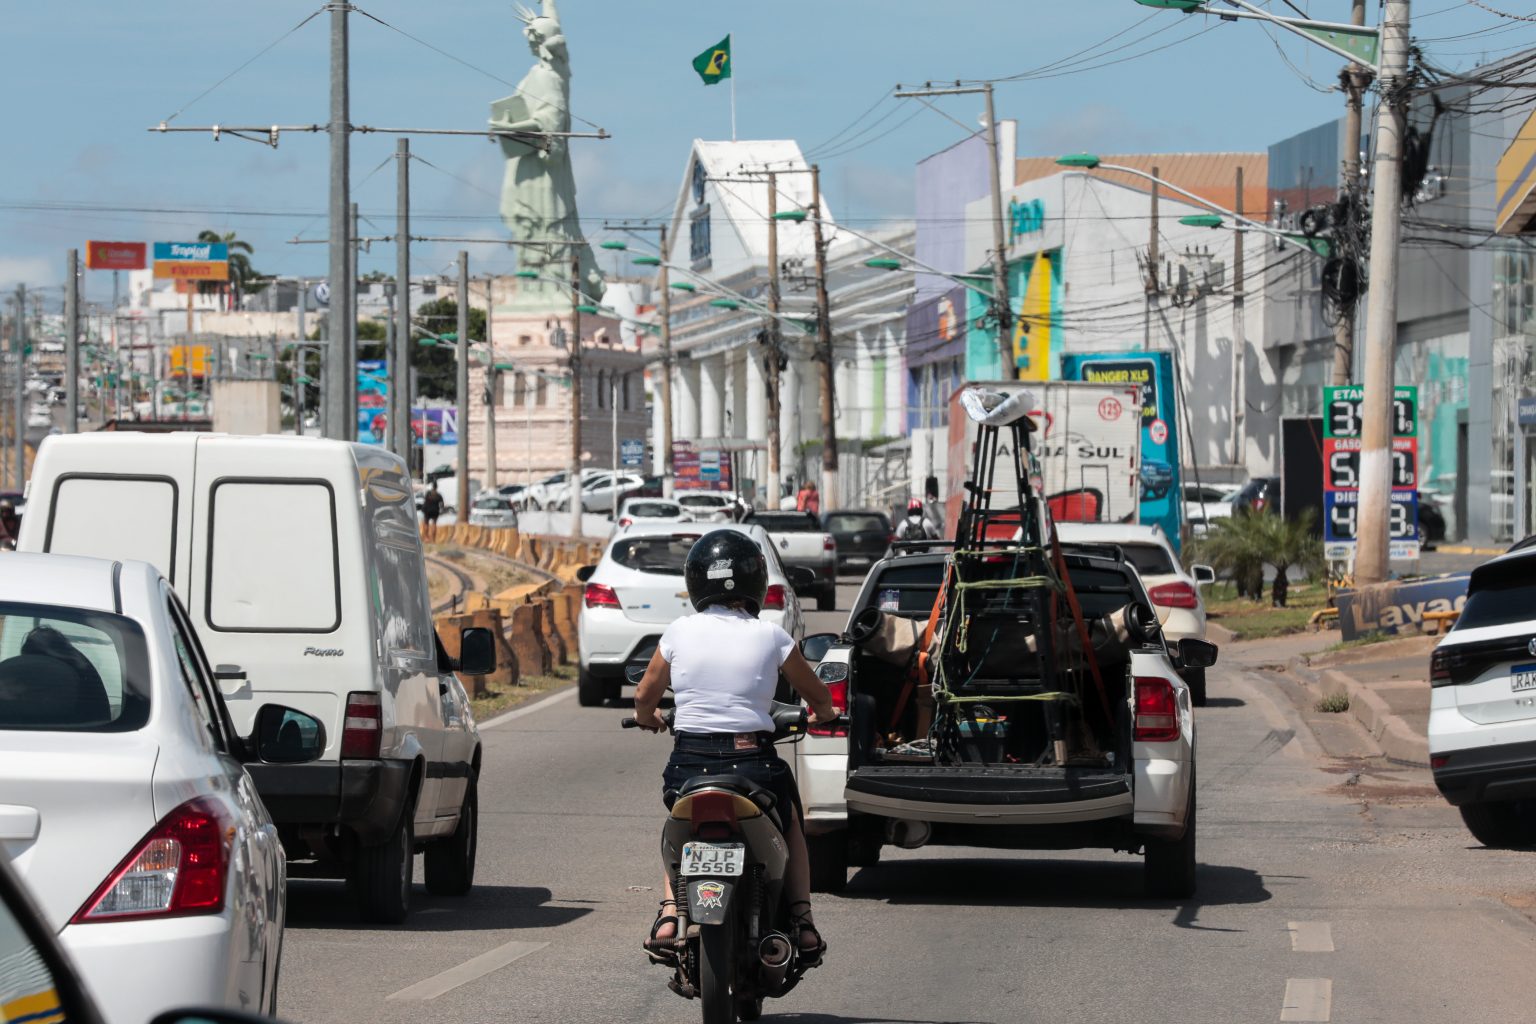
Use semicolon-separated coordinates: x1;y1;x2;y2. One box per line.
622;702;821;1023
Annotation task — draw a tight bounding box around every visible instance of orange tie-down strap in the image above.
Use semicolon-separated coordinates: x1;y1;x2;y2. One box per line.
888;558;954;734
1048;518;1113;723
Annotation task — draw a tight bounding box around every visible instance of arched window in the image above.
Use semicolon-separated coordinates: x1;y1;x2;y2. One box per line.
596;369;606;409
511;373;525;406
535;375;548;407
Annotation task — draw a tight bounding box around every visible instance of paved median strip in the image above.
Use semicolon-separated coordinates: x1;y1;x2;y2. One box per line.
387;940;549;1000
1280;978;1332;1022
1287;921;1334;953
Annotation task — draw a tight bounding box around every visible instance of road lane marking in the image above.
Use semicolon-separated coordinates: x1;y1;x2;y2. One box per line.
1288;921;1335;952
1280;978;1332;1022
479;687;576;729
386;940;548;1000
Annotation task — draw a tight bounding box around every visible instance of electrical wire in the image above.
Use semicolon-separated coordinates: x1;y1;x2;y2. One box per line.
158;6;324;124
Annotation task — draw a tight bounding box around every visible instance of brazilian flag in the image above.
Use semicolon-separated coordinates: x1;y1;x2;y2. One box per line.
692;35;731;86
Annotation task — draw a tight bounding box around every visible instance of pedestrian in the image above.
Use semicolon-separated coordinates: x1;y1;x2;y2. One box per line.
796;479;820;517
421;484;444;543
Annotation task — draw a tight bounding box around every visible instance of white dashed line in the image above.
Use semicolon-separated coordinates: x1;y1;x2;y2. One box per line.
386;940;548;1000
1281;978;1333;1022
1288;921;1335;953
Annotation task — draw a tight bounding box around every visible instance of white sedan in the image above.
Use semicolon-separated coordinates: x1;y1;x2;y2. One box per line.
616;497;688;530
0;553;325;1024
575;522;808;706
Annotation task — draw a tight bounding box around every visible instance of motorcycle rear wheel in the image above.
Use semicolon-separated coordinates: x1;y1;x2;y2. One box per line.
698;919;737;1024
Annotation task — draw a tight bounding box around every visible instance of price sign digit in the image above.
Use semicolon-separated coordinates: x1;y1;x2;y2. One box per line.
1393;395;1416;437
1329;501;1358;541
1328;398;1360;438
1389;500;1412;539
1328;449;1358;489
1391;449;1416;489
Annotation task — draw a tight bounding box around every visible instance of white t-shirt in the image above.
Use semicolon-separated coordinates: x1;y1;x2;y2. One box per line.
660;606;796;734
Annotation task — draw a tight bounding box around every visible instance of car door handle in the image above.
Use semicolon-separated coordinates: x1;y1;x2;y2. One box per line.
0;805;40;841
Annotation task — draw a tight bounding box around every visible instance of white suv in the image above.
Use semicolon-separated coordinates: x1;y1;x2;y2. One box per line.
1430;548;1536;845
576;522;806;706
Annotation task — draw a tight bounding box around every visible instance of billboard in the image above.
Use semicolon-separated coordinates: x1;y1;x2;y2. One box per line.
153;241;229;281
357;360;389;444
672;441;733;491
410;407;458;446
85;241;146;271
1060;352;1182;548
168;345;210;379
1321;385;1419;560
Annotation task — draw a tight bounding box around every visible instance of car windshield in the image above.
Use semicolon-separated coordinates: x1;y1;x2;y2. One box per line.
610;533;702;576
473;497;509;510
827;514;887;533
0;603;151;733
1457;562;1536;630
627;502;681;518
753;512;819;532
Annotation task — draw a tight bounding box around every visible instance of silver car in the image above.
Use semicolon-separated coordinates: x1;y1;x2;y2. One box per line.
468;494;519;528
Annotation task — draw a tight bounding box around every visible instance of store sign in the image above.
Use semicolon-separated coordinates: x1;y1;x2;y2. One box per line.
152;241;230;282
672;440;732;491
1334;573;1470;642
357;359;389;444
620;438;645;467
1008;197;1046;240
1519;395;1536;426
1321;385;1419;560
85;241;146;271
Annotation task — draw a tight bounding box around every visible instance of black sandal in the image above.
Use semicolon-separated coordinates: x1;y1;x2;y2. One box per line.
789;901;826;966
644;899;681;953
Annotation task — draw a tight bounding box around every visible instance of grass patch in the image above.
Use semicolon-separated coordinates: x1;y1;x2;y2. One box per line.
471;665;574;720
1315;693;1351;714
1204;580;1331;640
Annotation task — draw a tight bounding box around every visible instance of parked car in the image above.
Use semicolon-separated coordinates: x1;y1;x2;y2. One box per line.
520;469;603;510
1231;476;1281;514
27;407;51;430
676;490;745;523
822;509;893;576
1418;490;1447;545
1429;546;1536;846
0;552;326;1024
578;472;648;514
794;547;1209;897
747;509;838;611
497;482;528;501
18;433;498;923
468;493;519;529
1183;482;1237;535
1055;522;1216;705
575;521;809;707
616;497;688;529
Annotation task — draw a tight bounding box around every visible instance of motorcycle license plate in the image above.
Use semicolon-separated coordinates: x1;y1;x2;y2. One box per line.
680;842;745;876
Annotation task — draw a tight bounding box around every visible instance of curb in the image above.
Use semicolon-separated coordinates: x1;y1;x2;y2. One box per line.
1315;668;1429;767
1206;621;1238;647
1435;545;1502;556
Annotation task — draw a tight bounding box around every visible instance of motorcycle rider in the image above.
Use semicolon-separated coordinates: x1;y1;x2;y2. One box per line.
894;497;939;543
632;529;837;963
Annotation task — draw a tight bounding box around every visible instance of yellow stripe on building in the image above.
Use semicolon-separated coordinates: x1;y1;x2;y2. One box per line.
1496;107;1536;235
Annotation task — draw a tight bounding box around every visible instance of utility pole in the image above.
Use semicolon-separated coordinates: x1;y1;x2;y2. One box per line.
810;164;838;509
568;248;584;537
296;279;309;436
65;249;80;432
324;2;351;441
1333;0;1372;386
13;285;26;489
1145;165;1160;351
393;138;412;460
1231;166;1245;466
348;201;360;431
484;283;498;491
764;171;784;509
1355;0;1411;586
383;286;396;452
456;251;470;519
604;221;675;495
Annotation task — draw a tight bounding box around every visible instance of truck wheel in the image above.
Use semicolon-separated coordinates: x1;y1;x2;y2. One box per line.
577;666;607;707
816;583;837;611
1460;800;1536;848
807;831;849;892
424;778;477;896
1185;669;1208;708
352;809;413;923
1144;769;1196;899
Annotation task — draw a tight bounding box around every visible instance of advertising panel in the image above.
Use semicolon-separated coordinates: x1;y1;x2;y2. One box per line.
1334;573;1471;641
168;345;210;379
152;241;230;281
1319;385;1419;560
357;359;388;444
1060;351;1182;548
671;441;732;491
85;241;147;271
411;407;458;446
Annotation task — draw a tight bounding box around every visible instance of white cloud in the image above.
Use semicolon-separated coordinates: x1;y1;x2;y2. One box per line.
0;257;54;292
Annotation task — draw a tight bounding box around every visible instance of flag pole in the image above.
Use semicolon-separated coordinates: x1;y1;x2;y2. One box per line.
729;33;736;141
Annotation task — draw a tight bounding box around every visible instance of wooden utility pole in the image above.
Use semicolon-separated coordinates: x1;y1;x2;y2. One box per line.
1145;165;1160;351
810;164;838;510
568;248;584;537
1231;166;1246;465
1332;0;1372;386
65;249;79;432
393;138;413;462
657;226;674;497
764;170;784;508
456;252;470;518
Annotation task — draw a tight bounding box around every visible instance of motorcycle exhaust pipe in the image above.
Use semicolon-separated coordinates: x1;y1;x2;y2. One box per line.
886;818;932;850
758;932;793;970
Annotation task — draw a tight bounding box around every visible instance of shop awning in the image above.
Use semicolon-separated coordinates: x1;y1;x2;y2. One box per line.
1497;107;1536;236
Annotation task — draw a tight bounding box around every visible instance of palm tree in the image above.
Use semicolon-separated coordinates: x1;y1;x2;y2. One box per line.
1195;507;1323;607
196;230;268;309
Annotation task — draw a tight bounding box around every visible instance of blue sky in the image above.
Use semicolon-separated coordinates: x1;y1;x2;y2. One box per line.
0;1;1528;305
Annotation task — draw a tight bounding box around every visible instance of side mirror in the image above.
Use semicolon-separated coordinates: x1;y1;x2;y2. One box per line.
575;564;597;582
1177;637;1219;669
800;632;839;664
249;705;326;764
456;626;497;675
152;1010;285;1024
1191;564;1216;586
787;566;816;590
1125;602;1162;645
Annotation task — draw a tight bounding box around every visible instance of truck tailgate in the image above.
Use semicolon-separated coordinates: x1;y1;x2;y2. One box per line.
845;764;1132;824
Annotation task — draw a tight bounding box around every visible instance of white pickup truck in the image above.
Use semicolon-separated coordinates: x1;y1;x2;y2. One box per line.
746;510;838;611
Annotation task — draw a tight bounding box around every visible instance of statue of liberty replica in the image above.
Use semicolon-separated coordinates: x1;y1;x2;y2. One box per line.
490;0;605;309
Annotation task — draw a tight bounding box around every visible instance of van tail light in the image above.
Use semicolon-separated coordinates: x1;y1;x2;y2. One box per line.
763;584;788;611
71;797;231;923
584;582;621;609
1147;581;1199;609
809;679;849;737
341;691;382;758
1134;677;1180;743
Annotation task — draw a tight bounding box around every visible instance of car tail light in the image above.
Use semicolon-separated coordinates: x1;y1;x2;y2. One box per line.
1148;581;1199;609
823;537;836;552
1252;496;1268;512
1430;648;1460;687
618;516;633;528
342;691;382;758
71;797;231;923
809;679;849;738
1431;754;1450;769
584;582;621;609
1134;677;1180;743
763;584;788;610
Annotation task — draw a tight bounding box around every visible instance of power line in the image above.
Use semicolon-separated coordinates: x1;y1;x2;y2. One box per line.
159;6;324;124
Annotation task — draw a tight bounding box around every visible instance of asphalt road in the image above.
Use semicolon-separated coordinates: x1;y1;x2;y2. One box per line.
279;582;1536;1024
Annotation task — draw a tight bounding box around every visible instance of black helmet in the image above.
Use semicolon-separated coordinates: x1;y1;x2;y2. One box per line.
684;529;769;616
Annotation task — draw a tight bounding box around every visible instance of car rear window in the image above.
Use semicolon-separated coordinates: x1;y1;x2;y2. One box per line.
627;502;681;518
610;534;701;576
1457;563;1536;631
473;496;510;510
678;495;724;507
827;514;887;533
0;603;151;733
753;513;818;532
868;561;945;616
1119;543;1176;576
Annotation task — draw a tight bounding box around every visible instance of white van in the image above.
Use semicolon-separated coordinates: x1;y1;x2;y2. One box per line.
18;432;494;923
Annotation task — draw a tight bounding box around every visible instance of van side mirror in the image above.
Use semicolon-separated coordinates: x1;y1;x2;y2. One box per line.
800;632;839;664
456;626;497;675
1191;564;1216;586
575;564;597;582
249;705;326;764
1177;637;1219;669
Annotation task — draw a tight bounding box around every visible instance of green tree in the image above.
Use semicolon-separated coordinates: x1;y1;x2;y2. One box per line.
196;230;267;308
1194;508;1323;607
410;297;487;400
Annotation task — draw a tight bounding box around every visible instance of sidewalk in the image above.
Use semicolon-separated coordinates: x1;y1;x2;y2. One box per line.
1286;635;1437;767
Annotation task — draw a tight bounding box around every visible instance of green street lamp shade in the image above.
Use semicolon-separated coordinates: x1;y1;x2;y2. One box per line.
632;255;662;267
492;362;516;372
416;338;438;347
669;282;697;292
514;270;540;280
708;299;740;310
1055;153;1102;169
439;332;457;341
576;304;600;314
599;240;628;250
865;258;904;271
297;376;315;385
248;353;269;360
1179;214;1225;229
772;210;808;223
1134;0;1204;9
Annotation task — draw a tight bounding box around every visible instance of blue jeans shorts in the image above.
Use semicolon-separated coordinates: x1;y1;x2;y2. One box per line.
663;731;802;823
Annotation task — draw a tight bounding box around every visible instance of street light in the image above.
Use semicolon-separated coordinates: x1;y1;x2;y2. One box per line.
669;282;697;293
632;255;662;267
514;270;539;280
707;299;740;310
599;240;627;251
772;210;807;223
1178;214;1225;229
864;258;903;271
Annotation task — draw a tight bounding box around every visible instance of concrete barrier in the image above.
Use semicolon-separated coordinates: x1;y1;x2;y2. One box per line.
434;609;519;696
534;597;569;665
508;602;552;677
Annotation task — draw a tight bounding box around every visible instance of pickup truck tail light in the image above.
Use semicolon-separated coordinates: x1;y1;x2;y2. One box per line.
823;537;836;552
584;582;622;609
1133;677;1180;743
809;678;849;737
342;691;382;758
72;797;231;923
763;584;788;611
1147;581;1199;609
